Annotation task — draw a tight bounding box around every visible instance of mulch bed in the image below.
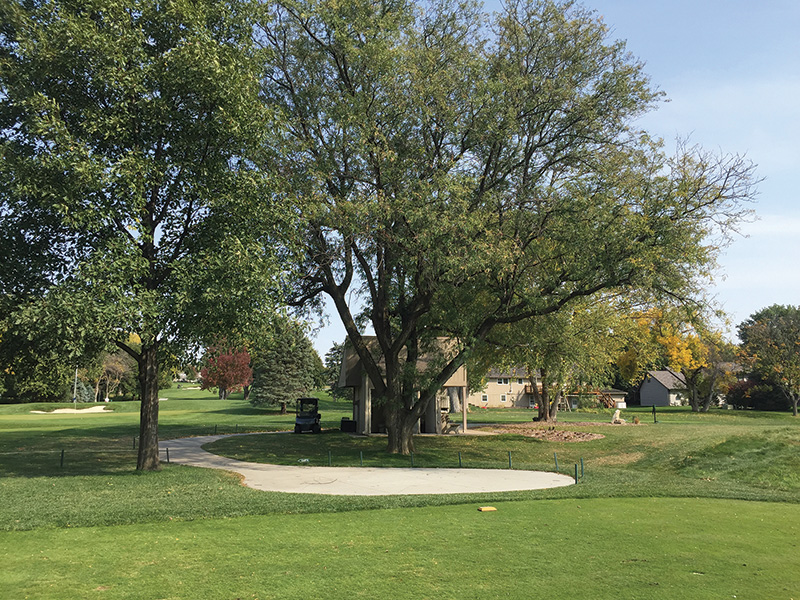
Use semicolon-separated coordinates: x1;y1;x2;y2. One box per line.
477;421;625;442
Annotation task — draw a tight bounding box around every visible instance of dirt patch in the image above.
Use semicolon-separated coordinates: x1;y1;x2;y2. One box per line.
480;422;606;442
593;451;644;466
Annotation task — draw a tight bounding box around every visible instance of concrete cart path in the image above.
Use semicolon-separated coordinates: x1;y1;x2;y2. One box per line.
158;433;575;496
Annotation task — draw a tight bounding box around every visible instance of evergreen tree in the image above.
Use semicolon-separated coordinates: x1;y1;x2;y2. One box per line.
250;320;319;413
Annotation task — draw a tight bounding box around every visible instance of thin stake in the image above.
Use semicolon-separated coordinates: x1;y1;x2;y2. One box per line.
411;452;415;468
508;451;513;469
554;452;559;472
133;436;136;449
214;424;217;435
574;464;578;484
360;451;363;467
458;451;462;468
580;457;584;478
328;450;332;467
235;424;238;434
166;448;170;463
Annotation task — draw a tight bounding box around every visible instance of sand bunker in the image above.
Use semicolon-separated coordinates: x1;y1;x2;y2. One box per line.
30;406;113;414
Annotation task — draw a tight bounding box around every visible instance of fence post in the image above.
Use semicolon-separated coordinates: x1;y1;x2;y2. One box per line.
574;464;578;484
554;452;559;472
166;448;170;463
458;451;462;468
508;451;513;469
360;451;363;467
580;457;584;478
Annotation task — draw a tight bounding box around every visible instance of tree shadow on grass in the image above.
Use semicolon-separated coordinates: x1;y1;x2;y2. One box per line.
207;406;285;416
0;448;139;478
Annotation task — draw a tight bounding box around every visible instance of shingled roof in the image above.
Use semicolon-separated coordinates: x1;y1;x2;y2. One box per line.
646;368;687;391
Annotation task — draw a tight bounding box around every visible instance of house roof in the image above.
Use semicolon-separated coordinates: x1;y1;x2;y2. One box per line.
646;369;687;391
602;388;627;397
486;367;536;379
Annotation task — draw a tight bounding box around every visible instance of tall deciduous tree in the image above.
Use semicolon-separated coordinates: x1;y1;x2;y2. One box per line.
475;297;627;421
616;307;737;412
259;0;755;453
739;305;800;416
0;0;285;469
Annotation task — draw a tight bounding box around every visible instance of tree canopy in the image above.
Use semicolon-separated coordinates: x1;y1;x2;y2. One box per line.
0;0;286;468
259;0;756;452
201;345;253;400
739;305;800;416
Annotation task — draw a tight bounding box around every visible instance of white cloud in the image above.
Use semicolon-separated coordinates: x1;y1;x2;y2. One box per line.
640;77;800;174
741;214;800;237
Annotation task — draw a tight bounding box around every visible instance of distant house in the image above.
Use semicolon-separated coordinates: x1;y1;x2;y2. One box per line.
337;337;468;435
601;388;628;407
467;367;539;408
639;369;687;407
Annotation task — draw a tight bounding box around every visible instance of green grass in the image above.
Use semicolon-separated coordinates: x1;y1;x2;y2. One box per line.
207;408;800;502
2;392;800;598
2;498;799;599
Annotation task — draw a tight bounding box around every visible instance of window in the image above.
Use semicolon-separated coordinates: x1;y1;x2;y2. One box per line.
500;394;507;402
497;377;509;385
518;378;523;385
481;394;488;403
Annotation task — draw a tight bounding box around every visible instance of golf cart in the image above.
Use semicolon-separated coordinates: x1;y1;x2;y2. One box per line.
294;397;322;434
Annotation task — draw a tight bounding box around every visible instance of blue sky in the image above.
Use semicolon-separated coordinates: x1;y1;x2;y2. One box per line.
310;0;800;357
583;0;800;336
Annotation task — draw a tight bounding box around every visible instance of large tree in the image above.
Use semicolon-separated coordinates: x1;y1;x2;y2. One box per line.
0;0;284;468
738;305;800;416
472;296;628;421
617;307;736;412
259;0;755;453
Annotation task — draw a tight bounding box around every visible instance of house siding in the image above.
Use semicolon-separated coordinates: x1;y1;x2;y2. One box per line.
640;373;685;407
467;375;534;408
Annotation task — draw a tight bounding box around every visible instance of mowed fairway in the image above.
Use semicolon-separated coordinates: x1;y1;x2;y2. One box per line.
3;499;799;599
1;392;799;599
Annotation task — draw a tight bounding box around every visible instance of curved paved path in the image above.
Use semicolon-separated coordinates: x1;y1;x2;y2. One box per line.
159;433;575;496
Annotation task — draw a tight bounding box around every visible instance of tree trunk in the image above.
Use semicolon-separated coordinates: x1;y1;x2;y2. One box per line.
137;344;161;471
447;387;461;413
549;390;560;420
689;385;701;412
386;406;417;455
280;402;287;414
243;385;250;401
535;369;557;422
